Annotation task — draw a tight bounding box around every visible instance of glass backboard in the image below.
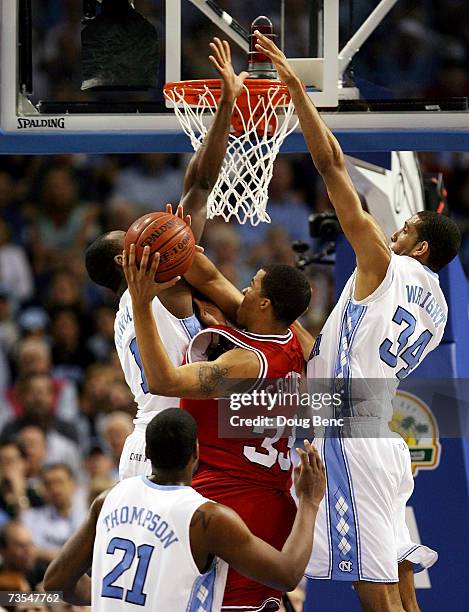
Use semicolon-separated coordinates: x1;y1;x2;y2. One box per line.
1;0;468;153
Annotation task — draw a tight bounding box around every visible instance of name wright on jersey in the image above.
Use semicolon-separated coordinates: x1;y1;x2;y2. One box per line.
406;284;446;328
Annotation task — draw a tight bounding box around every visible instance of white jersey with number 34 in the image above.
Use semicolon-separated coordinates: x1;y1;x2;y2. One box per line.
307;253;447;419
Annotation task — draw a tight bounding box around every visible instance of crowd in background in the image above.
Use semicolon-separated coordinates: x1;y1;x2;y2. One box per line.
0;1;468;609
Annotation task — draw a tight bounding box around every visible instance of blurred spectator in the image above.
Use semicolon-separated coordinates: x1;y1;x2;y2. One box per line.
21;464;86;564
111;154;183;212
1;374;82;474
100;412;133;478
4;338;79;428
16;308;49;340
0;521;45;588
30;168;98;275
0;286;19;354
46;269;86;313
246;227;296;272
16;427;48;490
49;308;94;385
206;224;252;288
86;305;116;362
0;442;43;520
0;220;34;307
79;364;117;438
0;172;28;246
83;446;114;485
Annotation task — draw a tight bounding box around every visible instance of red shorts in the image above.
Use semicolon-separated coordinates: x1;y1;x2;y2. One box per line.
193;466;296;611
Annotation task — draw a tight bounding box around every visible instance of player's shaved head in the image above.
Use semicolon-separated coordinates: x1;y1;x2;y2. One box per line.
145;408;197;471
85;231;125;293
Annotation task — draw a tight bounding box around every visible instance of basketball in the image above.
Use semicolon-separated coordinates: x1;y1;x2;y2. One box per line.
124;212;196;282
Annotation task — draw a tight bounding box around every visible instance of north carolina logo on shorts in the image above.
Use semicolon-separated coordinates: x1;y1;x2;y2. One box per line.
338;560;353;573
390;390;441;476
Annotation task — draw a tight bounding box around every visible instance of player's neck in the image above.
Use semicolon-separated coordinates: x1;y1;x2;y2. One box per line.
247;319;289;336
149;469;191;487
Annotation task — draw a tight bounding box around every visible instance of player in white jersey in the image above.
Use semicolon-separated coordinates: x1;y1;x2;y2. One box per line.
84;38;248;480
255;32;461;612
44;408;326;611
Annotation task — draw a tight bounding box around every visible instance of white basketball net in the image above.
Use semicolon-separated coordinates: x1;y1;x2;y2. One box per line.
164;82;298;225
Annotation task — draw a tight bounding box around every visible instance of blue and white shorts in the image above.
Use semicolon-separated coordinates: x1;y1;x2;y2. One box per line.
305;422;437;582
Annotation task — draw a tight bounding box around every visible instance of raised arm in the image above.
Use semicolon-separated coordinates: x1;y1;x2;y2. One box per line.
123;245;259;398
43;493;107;605
185;253;243;323
255;32;391;300
179;39;248;242
194;441;325;591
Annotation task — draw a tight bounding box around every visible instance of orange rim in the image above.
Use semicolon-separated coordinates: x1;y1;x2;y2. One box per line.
163;78;292;109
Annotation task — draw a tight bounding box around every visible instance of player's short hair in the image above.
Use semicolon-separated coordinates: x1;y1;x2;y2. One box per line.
261;265;311;325
145;408;197;470
415;211;461;272
85;232;124;293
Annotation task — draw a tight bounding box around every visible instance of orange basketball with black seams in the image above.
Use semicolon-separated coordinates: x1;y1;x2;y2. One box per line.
125;212;196;282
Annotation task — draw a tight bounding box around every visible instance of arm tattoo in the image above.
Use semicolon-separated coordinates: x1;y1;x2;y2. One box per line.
198;364;229;395
192;509;213;532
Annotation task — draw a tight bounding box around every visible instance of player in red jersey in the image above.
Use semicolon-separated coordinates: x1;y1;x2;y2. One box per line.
123;246;312;611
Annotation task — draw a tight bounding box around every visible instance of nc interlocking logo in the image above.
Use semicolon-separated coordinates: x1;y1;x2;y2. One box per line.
338;560;353;573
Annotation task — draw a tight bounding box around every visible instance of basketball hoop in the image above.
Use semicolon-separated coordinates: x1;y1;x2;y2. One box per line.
164;78;298;225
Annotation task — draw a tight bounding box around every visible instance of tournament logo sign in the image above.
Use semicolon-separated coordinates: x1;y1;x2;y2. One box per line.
390;390;441;476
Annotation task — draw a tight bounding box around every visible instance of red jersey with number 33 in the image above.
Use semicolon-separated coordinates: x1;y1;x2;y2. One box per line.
180;325;305;492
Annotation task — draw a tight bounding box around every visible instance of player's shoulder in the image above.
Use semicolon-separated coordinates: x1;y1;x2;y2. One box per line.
190;500;240;533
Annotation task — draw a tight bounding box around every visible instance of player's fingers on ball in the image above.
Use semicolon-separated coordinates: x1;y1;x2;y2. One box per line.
195;245;204;253
185;214;191;226
166;203;172;214
161;276;181;290
140;245;150;272
150;252;159;275
129;243;136;267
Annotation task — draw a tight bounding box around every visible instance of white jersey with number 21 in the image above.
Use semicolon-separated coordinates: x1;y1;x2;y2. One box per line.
92;476;227;611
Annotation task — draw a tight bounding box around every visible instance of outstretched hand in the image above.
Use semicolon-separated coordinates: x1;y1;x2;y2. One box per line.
253;30;299;87
122;244;181;306
209;37;248;102
293;440;326;507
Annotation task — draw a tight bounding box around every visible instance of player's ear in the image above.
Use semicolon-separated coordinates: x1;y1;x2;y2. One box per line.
194;441;200;464
114;253;124;268
412;239;429;259
259;297;271;311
